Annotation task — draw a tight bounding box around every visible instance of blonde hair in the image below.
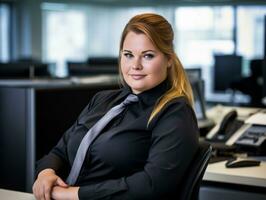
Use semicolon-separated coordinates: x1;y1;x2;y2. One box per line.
119;13;194;124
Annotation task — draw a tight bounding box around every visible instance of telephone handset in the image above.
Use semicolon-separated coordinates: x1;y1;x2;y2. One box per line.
206;110;244;143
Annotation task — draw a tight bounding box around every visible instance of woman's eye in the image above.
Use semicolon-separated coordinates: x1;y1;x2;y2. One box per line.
144;54;154;59
124;53;133;58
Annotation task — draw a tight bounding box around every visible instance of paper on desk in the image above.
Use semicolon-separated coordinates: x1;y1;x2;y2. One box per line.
245;112;266;125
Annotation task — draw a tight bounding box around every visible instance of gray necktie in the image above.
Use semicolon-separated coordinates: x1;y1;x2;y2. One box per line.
66;94;139;185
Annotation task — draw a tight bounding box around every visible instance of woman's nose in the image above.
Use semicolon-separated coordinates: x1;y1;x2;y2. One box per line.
132;58;143;70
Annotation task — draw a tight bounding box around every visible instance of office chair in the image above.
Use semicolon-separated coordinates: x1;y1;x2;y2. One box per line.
179;141;212;200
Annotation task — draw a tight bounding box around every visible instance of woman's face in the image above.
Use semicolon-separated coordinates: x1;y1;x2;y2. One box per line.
120;31;170;94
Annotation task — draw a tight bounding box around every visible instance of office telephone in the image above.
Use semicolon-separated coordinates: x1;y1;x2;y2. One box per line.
206;109;266;156
206;110;244;143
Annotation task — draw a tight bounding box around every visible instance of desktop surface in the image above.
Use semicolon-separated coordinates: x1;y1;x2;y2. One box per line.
203;159;266;188
201;104;266;200
0;189;35;200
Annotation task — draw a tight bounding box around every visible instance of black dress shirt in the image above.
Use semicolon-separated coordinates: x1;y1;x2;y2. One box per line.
36;80;199;200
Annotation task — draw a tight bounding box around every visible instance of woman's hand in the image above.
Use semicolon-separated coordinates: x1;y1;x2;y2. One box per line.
32;168;68;200
51;186;79;200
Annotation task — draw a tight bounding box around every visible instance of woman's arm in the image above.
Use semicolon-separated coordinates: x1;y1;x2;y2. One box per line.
33;168;68;200
33;105;91;200
51;186;79;200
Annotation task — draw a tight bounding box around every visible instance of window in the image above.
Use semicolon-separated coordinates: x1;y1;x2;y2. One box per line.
41;3;265;104
42;3;154;77
175;6;235;101
175;6;234;67
0;4;10;62
84;7;155;57
237;6;266;59
42;3;88;77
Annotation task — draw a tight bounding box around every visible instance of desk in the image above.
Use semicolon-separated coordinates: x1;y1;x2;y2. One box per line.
200;160;266;200
0;189;34;200
206;104;262;123
204;160;266;187
201;104;266;200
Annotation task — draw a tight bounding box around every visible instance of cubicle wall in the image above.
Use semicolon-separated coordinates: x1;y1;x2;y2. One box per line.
0;88;28;191
0;77;119;192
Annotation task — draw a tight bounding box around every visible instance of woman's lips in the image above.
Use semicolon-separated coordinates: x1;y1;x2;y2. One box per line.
130;74;146;80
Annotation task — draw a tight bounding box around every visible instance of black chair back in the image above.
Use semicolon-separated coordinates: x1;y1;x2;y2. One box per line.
179;142;212;200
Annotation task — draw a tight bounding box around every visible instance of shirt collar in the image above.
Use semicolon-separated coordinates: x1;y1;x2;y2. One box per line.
122;79;170;106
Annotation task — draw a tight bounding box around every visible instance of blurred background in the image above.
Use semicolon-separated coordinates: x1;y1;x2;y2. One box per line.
1;0;266;107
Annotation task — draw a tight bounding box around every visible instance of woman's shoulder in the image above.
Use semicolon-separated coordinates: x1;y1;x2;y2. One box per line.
92;87;124;101
149;96;196;127
89;87;125;107
165;96;197;122
79;88;125;116
165;96;192;111
95;88;123;98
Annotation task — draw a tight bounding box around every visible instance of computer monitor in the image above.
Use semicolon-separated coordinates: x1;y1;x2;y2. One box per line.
87;56;118;67
191;80;207;120
67;60;119;77
186;68;214;132
0;62;50;79
213;54;242;92
186;68;205;118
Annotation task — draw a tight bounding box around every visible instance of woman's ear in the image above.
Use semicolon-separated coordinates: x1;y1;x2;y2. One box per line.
167;58;173;68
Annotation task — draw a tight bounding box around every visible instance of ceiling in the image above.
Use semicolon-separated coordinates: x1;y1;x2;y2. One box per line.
42;0;266;7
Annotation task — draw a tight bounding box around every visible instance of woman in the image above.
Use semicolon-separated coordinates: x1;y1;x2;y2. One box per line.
33;13;199;200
